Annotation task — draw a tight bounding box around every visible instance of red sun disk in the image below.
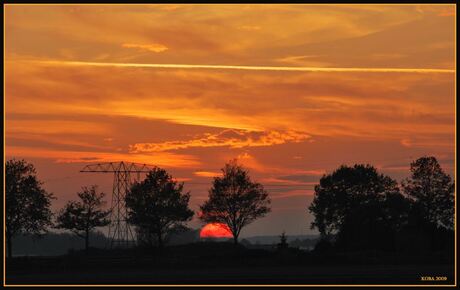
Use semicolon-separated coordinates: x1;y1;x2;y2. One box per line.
200;223;233;238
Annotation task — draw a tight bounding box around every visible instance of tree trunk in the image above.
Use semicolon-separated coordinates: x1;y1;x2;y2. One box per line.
7;233;12;259
157;232;163;249
233;235;238;245
85;229;90;251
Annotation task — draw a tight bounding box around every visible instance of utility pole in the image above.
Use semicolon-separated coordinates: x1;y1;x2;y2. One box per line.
80;161;155;248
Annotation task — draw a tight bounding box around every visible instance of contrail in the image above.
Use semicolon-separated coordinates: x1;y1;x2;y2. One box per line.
33;60;455;74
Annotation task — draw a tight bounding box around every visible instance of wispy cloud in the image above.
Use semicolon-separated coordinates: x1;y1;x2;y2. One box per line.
6;146;200;168
7;119;111;135
274;55;331;67
129;129;310;153
194;171;222;178
122;43;168;53
238;25;261;31
31;60;455;74
272;189;315;199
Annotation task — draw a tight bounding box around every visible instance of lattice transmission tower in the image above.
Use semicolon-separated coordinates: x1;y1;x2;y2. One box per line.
80;161;155;248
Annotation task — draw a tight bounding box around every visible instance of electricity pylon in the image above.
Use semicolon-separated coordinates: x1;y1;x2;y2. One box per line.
80;161;155;248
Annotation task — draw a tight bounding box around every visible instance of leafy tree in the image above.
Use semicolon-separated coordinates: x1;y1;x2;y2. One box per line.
308;164;406;249
6;159;54;258
402;156;454;230
200;160;271;244
56;185;111;251
335;191;410;251
125;168;194;248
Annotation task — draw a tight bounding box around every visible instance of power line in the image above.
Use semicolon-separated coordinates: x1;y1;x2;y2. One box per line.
80;161;155;249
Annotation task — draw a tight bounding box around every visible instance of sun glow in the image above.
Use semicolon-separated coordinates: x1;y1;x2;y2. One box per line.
200;223;233;239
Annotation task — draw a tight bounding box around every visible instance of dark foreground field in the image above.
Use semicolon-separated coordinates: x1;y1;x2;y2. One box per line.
5;242;455;285
6;264;455;285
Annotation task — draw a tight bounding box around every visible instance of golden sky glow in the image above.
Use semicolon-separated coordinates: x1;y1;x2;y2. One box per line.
5;4;455;236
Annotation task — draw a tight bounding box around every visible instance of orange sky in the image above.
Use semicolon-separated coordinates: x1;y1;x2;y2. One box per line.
5;4;456;236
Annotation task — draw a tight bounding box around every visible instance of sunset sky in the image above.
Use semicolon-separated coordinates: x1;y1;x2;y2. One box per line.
5;4;456;237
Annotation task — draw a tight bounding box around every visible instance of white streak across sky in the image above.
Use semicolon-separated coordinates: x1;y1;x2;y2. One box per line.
32;60;455;74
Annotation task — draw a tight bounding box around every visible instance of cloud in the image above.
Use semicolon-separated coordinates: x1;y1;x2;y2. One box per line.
6;133;111;152
6;4;454;70
6;59;454;147
129;129;310;153
272;174;323;184
4;5;455;236
7;119;111;135
437;10;455;17
194;171;222;178
274;55;331;67
32;60;455;73
6;146;200;168
400;137;453;148
271;189;315;199
157;5;182;11
122;43;168;53
238;25;261;31
231;153;325;177
400;138;412;147
260;177;318;186
174;177;193;182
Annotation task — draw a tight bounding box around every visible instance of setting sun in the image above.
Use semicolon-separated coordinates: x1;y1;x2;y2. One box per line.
200;223;233;239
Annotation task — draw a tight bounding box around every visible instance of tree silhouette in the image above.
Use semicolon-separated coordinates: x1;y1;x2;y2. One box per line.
402;156;454;230
277;231;289;250
308;164;406;250
6;159;54;258
125;167;194;248
335;191;410;251
56;185;111;251
200;160;271;244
